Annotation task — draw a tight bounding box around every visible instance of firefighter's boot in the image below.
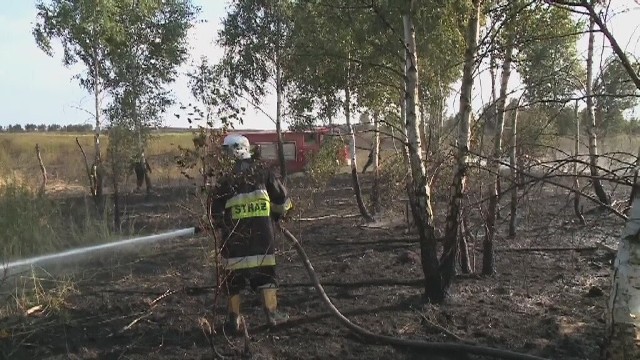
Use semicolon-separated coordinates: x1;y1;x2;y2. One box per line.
223;294;242;335
261;288;289;326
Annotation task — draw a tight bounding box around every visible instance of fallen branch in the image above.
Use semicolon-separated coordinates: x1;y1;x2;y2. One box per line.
595;242;616;255
489;246;599;252
149;289;180;307
319;237;420;246
418;311;470;344
297;214;360;221
278;224;549;360
120;311;152;332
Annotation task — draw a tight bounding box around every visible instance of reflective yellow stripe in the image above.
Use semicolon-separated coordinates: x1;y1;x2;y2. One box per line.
226;190;271;219
225;189;270;208
222;254;276;270
271;198;293;214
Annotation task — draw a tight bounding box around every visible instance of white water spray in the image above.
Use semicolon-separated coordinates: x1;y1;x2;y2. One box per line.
1;227;197;279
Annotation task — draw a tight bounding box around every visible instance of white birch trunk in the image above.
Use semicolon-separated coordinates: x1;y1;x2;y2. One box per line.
585;6;610;205
441;0;480;286
372;111;381;214
603;188;640;359
508;102;519;237
573;100;585;224
483;38;514;276
403;11;443;303
345;76;373;222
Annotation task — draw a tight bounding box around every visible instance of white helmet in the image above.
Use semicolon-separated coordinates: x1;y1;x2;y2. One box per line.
223;134;251;160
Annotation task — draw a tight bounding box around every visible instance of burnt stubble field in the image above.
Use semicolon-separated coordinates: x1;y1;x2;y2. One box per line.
0;172;622;360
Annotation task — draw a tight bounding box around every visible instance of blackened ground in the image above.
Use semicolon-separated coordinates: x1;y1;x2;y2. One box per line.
0;173;621;360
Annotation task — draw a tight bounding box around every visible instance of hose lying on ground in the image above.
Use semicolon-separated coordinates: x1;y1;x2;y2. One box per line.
277;224;549;360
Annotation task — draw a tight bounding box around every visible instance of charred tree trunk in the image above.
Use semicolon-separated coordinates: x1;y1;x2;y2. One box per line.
585;6;610;206
440;0;480;289
483;38;514;276
573;100;585;224
403;10;443;303
508;103;519;237
371;111;381;214
345;72;374;222
628;147;640;214
459;212;472;274
35;144;47;195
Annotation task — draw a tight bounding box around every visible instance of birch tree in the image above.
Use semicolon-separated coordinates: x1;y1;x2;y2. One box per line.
440;0;481;287
545;2;640;356
483;1;518;276
217;0;293;180
33;0;116;208
287;1;377;221
107;0;198;195
603;187;640;360
508;98;520;237
481;0;582;274
584;0;610;205
402;1;443;302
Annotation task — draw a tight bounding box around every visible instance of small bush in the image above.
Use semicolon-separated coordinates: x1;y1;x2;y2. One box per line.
305;136;345;187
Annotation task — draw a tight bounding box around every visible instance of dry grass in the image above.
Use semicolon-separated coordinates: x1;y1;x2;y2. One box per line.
0;132;196;192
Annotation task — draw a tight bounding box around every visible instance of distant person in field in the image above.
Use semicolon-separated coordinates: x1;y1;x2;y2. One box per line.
132;155;152;194
208;134;292;335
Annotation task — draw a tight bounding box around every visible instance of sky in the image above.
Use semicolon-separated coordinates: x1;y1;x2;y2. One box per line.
0;0;639;131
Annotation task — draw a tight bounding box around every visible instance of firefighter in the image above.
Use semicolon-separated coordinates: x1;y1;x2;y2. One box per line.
132;155;152;193
208;134;292;335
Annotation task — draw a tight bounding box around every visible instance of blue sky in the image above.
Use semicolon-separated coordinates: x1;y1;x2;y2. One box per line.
0;0;638;131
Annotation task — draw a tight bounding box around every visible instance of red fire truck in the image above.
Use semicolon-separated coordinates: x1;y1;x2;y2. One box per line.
223;127;350;174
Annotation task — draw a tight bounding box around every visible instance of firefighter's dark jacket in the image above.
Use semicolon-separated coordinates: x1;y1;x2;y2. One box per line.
209;158;292;271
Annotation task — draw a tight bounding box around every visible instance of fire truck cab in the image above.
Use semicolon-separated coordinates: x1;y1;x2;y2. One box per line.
224;127;350;174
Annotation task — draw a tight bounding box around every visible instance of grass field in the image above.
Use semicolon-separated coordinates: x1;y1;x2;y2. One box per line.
0;131;196;192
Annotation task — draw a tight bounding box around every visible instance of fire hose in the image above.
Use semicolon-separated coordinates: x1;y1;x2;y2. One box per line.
276;223;549;360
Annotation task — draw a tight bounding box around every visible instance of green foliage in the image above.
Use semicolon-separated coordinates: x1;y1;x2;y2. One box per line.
511;105;560;158
33;0;117;92
287;0;468;123
217;0;293;112
593;55;640;133
0;183;110;261
106;0;199;154
514;2;584;104
185;57;247;129
305;136;345;187
106;123;138;184
34;0;200;175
